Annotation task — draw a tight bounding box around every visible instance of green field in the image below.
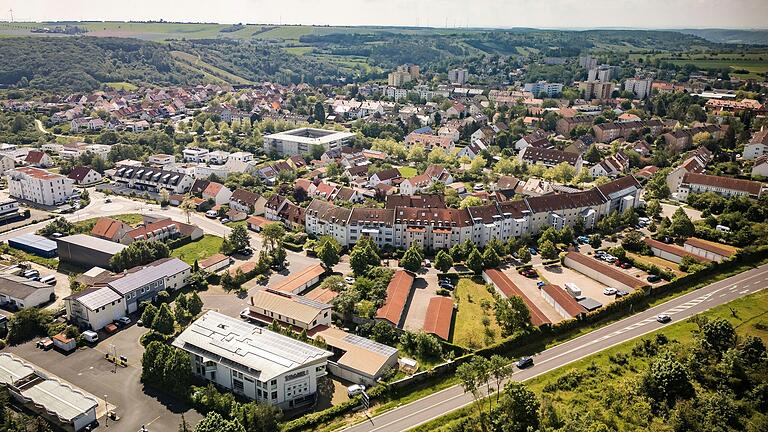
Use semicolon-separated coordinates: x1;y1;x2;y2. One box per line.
452;278;503;349
105;82;138;91
170;50;253;85
171;234;224;265
629;51;768;80
283;46;314;56
397;166;418;178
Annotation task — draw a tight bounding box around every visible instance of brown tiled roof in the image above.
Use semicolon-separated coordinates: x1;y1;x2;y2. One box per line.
644;238;711;261
541;284;587;317
376;270;414;326
521;146;580;165
596;175;641;198
394;207;473;228
199;253;230;269
372;168;402;181
125;218;177;241
483;269;550;326
564;252;648;289
67;166;95;181
25;150;45;164
349;207;395;225
497;175;520;190
91;217;129;240
467;204;501;224
306;199;351;224
423;296;454;340
231;189;260;205
497;199;530;218
202;182;225;197
526;189;605;213
385;195;446;209
682;172;764;196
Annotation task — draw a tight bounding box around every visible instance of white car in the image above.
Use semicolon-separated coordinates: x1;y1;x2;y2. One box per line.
603;287;617;296
344;276;355;284
347;384;366;397
116;316;131;325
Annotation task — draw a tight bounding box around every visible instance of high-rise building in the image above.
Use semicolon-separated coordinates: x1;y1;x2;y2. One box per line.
578;55;598;70
624;77;654;99
579;81;615;100
388;64;420;87
523;81;564;97
448;68;469;85
587;65;621;83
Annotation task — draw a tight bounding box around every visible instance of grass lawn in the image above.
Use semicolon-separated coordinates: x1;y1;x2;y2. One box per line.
412;288;768;432
171;235;224;265
452;278;503;349
224;220;247;229
397;166;418;178
72;213;142;233
627;252;686;277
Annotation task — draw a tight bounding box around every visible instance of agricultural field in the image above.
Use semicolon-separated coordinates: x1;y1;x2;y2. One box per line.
630;51;768;80
170;50;254;85
283;46;314;55
452;278;503;349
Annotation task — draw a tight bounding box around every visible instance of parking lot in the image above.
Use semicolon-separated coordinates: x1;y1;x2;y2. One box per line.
501;266;562;323
538;264;616;306
6;323;202;432
403;275;437;332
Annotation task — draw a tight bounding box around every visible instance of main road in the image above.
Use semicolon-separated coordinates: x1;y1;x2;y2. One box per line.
343;263;768;432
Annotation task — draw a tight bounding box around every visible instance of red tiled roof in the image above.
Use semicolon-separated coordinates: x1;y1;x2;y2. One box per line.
423;296;453;340
483;269;550;326
91;217;129;240
682;172;764;196
541;285;587;318
376;270;414;326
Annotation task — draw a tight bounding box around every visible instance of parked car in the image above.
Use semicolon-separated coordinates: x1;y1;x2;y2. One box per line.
205;210;217;218
656;314;671;324
423;259;431;267
23;269;40;279
344;276;356;284
620;262;632;269
39;275;57;285
36;338;54;350
615;289;630;297
529;247;538;255
82;330;99;343
220;218;230;224
647;275;662;283
516;356;534;368
603;287;617;296
536;281;545;288
50;232;64;239
347;384;366;397
439;281;454;289
577;236;589;244
104;198;112;203
239;247;253;256
116;316;131;326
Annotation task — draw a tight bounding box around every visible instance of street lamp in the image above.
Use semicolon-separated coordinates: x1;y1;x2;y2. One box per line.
104;394;109;428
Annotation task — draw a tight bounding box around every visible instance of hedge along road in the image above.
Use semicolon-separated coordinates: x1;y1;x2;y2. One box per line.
341;263;768;432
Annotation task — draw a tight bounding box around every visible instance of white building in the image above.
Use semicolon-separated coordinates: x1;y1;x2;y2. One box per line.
112;165;194;194
743;129;768;160
0;154;15;174
264;128;355;157
245;289;332;331
64;286;125;331
0;275;55;309
624;77;654;99
107;258;191;314
7;167;74;206
523;81;564;97
182;147;210;162
173;311;332;409
448;68;469;85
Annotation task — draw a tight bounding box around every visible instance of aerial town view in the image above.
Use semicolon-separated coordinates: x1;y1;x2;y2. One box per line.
0;1;767;431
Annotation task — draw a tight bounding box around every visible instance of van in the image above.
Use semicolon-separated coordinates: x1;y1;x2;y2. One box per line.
716;225;731;232
564;283;582;298
39;275;57;285
82;330;99;343
347;384;366;397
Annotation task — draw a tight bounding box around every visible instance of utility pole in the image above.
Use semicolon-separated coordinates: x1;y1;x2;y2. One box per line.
9;9;13;23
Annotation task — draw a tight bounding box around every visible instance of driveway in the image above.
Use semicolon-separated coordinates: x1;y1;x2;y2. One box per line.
501;266;562;324
403;274;437;332
539;264;617;306
6;332;201;432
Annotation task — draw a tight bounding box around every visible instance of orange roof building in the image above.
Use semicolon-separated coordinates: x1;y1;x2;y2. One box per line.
483;268;551;326
423;296;454;340
375;270;414;327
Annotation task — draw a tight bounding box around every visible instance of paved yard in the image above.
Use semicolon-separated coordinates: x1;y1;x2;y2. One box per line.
539;264;616;307
7;325;201;432
403;275;437;332
501;266;562;324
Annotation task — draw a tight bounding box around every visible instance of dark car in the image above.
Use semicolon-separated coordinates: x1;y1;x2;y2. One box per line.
516;356;534;368
656;314;671;324
621;262;632;269
647;275;662;283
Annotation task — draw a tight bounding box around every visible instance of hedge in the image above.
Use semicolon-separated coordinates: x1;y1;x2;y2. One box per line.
281;397;362;432
168;236;193;249
283;241;304;252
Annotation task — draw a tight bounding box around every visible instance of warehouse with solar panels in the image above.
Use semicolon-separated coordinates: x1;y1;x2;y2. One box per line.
7;233;57;258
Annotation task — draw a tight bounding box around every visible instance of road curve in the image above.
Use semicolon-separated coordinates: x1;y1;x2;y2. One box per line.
343;263;768;432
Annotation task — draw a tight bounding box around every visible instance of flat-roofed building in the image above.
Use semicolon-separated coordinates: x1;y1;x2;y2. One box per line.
64;286;125;330
683;238;738;263
56;234;127;269
264;128;355;157
563;252;649;292
7;167;74;206
173;311;332;408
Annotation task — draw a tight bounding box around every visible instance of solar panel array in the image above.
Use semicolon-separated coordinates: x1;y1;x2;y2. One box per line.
343;333;398;357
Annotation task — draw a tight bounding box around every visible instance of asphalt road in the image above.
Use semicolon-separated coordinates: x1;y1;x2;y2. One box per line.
343;263;768;432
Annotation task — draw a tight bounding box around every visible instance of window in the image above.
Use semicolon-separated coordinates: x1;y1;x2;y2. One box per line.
271;391;278;400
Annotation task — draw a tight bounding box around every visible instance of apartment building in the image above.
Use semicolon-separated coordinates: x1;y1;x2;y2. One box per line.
624;77;654;100
112;164;194;194
523;81;564;97
263;128;356;157
7;167;74;206
677;172;766;201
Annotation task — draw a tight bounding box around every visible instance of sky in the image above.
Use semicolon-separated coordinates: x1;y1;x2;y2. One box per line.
1;0;767;29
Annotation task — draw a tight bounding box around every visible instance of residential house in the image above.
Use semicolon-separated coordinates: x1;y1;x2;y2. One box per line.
589;152;629;178
7;167;74;206
90;217;131;242
677;172;766;201
24;151;53;168
519;146;583;172
744;128;768;160
202;182;233;205
752;155;768;178
369;168;402;187
67;166;103;185
230;189;267;215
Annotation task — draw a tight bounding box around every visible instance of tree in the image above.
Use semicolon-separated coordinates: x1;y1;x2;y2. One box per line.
482;247;501;268
539;239;558;260
488;354;512;404
466;248;484;275
460;196;483;209
517;246;532;264
187;291;203;316
313;101;326;124
646;199;662;220
109;240;170;272
456;356;490;420
434;250;453;273
194;412;246;432
315;237;341;269
697;318;737;358
400;245;423;272
233;403;282;432
589;234;602;249
494;382;541;432
6;308;52;344
349;237;380;276
584;144;602;163
642;352;695;406
495;296;531;336
223;225;250;255
670;207;695;238
260;222;285;252
141;303;158;328
152;303;176;335
622;230;647;252
271;246;287;270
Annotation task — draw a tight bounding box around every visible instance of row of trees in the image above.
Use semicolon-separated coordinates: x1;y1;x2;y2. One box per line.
109;240;170;272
